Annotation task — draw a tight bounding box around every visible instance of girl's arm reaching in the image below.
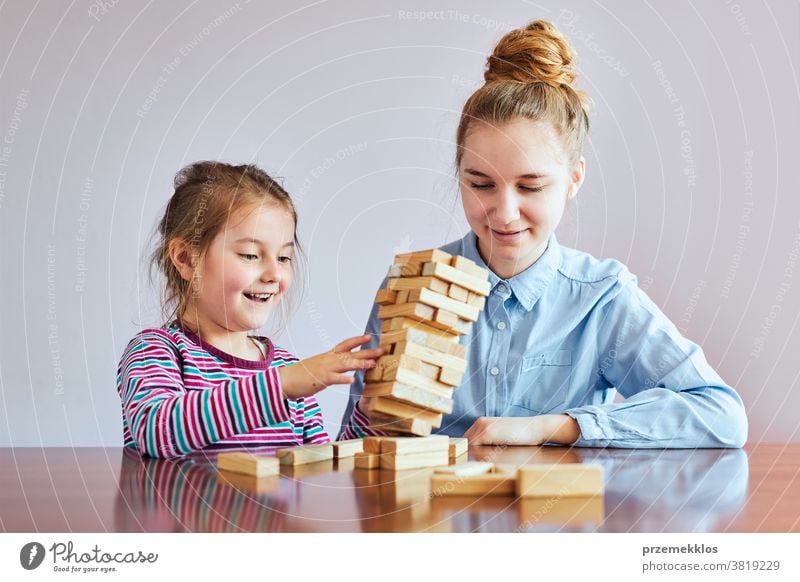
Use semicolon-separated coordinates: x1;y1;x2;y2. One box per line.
118;331;380;458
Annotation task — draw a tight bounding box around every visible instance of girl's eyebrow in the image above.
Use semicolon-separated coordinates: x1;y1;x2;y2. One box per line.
464;168;549;179
233;237;294;248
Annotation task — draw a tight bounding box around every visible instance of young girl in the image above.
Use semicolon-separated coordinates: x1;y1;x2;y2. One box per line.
340;21;747;448
118;162;382;458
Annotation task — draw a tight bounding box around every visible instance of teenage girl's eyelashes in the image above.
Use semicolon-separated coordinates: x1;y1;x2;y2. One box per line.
278;256;292;263
469;182;546;193
238;253;258;261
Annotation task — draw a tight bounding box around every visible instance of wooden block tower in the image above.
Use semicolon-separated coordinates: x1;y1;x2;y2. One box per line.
363;249;490;436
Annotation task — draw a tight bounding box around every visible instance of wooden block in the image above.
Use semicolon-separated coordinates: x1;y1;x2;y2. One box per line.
331;439;364;458
387;264;402;278
448;437;468;458
363;437;386;454
364;364;383;382
430;472;516;496
406;287;481;322
365;396;443;428
380;317;467;357
381;450;450;471
380;435;449;455
422;261;491;296
466;292;486;310
392;340;467;373
451;452;468;465
447;284;470;303
374;354;441;381
434;461;493;477
368;414;433;436
387;276;449;295
518;496;604;527
395;249;453;265
451;255;488;280
438;366;464;387
217;452;280;477
380;326;466;358
389;365;456;394
431;309;472;335
395;262;423;276
516;464;604;498
378;301;435;323
275;444;334;466
395;290;409;303
363;381;454;414
354;452;381;469
366;374;452;400
375;288;398;305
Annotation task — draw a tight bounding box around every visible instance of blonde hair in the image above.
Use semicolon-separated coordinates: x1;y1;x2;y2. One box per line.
456;20;591;167
149;161;303;328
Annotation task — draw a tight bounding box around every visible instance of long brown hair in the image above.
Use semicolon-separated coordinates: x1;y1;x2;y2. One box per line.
456;20;591;167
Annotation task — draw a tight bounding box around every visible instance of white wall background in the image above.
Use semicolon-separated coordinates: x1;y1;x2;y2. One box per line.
0;0;798;446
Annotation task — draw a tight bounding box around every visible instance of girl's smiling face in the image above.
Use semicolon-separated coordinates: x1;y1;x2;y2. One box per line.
459;117;585;279
183;203;295;337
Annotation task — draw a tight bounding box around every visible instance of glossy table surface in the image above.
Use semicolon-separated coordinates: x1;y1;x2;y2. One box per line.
1;444;798;532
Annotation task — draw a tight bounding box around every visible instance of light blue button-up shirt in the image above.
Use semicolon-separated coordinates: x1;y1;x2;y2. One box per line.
340;231;747;448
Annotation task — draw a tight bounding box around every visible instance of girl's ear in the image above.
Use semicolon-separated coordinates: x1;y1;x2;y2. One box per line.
567;156;586;200
168;238;197;282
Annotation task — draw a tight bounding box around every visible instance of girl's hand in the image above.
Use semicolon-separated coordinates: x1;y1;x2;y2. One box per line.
278;335;383;399
464;415;580;446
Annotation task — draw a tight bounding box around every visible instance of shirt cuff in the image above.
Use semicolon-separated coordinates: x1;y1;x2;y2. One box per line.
564;408;613;447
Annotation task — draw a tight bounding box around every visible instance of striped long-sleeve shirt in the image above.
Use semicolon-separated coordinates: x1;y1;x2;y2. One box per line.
117;321;329;458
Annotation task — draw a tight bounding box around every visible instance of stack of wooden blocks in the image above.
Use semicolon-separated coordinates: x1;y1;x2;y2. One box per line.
364;249;491;436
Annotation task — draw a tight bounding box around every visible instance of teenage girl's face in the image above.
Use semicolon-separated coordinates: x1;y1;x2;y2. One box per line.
459;118;584;279
190;203;295;334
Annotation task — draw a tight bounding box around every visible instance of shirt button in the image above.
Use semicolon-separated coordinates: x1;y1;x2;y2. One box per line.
496;284;507;294
496;321;506;330
490;367;500;376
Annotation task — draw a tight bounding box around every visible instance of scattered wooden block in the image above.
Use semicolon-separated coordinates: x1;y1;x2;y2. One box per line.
375;288;398;305
275;443;334;466
406;287;481;322
354;452;381;470
430;471;516;496
363;437;386;454
331;439;364;458
217;452;280;477
364;396;443;428
381;450;450;470
378;301;436;323
516;464;604;498
447;284;470;303
422;261;491;296
448;437;468;458
438;366;464;387
380;435;449;455
387;276;449;295
434;461;493;477
363;382;454;414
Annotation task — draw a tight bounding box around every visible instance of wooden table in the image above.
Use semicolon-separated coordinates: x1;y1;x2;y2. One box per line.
1;444;798;532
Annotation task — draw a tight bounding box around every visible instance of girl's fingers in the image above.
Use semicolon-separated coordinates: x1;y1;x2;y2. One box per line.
350;347;384;359
332;334;372;353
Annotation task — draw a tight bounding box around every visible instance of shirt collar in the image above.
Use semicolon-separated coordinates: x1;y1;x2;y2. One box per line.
458;230;561;312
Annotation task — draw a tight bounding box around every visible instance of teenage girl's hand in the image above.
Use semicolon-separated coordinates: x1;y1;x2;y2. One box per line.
278;335;383;399
464;415;581;446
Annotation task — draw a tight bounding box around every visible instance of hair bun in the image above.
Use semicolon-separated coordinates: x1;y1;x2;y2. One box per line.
484;20;577;87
